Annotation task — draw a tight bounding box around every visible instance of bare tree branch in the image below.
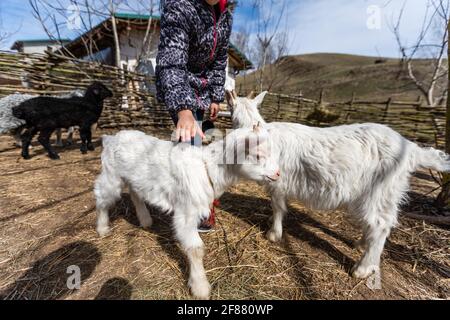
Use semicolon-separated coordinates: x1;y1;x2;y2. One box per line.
250;0;289;92
390;0;449;107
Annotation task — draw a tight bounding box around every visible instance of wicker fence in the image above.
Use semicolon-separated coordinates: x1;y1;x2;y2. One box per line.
0;50;174;130
244;91;445;148
0;50;445;147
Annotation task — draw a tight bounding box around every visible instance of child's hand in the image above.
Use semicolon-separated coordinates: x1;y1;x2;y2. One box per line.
210;103;220;121
177;110;205;142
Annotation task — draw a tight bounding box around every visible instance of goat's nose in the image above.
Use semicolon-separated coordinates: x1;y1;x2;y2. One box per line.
276;170;281;177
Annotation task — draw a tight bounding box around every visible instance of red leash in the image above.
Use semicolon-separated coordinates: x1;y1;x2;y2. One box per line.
207;199;220;226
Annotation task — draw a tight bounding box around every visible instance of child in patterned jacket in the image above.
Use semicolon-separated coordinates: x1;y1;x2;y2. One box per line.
156;0;233;231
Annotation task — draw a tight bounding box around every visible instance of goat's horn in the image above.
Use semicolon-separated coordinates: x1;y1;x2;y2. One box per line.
247;91;255;99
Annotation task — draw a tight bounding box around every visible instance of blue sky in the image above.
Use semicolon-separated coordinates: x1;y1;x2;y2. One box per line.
0;0;437;58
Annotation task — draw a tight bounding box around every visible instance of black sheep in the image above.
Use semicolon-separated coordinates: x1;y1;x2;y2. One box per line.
12;82;113;160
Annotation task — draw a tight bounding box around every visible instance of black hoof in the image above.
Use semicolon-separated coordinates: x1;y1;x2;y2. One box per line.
22;154;31;160
49;154;60;160
87;145;95;151
65;141;73;146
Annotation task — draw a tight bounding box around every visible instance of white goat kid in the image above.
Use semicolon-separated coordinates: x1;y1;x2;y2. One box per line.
229;91;450;279
94;126;279;299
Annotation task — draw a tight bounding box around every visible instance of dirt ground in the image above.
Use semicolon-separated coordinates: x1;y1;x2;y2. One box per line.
0;130;449;300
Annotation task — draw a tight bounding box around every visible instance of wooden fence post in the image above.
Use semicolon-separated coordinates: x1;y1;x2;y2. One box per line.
417;95;423;107
319;88;325;106
276;94;281;120
345;92;356;122
382;97;392;123
350;92;355;108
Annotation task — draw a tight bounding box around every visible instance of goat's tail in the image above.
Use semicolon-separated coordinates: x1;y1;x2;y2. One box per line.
412;146;450;172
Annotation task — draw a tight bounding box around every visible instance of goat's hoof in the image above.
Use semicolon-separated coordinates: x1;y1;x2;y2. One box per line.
189;280;211;300
97;226;111;237
65;141;73;146
81;149;88;154
87;144;95;151
266;229;282;243
22;154;31;160
49;155;60;160
351;263;378;279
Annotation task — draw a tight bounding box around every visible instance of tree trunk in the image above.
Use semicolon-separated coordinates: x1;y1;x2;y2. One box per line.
259;46;267;93
436;21;450;206
110;8;122;69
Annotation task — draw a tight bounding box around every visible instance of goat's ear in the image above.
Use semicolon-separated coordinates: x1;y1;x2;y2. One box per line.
253;91;268;107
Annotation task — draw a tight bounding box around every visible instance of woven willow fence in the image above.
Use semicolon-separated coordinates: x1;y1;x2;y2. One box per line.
0;50;445;147
0;50;174;130
244;91;445;148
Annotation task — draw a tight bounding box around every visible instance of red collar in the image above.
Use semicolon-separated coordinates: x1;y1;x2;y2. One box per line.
218;0;227;13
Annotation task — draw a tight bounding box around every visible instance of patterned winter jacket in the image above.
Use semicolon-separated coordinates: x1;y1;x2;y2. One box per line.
156;0;233;114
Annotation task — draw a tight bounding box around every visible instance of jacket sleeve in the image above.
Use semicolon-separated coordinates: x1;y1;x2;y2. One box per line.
156;2;197;113
206;14;233;103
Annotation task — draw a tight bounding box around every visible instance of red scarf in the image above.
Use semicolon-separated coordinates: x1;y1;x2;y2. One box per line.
219;0;227;13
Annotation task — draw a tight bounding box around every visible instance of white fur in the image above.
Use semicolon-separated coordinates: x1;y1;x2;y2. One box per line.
0;94;32;134
94;128;279;299
232;92;450;279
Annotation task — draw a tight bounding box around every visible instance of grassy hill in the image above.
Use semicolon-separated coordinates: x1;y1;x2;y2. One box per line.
236;53;443;103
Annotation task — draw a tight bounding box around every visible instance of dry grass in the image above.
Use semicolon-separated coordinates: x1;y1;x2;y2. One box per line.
0;130;449;300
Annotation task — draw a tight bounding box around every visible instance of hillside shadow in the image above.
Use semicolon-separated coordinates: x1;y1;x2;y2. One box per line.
0;241;101;300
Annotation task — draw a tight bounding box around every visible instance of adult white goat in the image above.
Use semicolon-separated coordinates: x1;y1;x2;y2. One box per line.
229;91;450;279
94;126;280;299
